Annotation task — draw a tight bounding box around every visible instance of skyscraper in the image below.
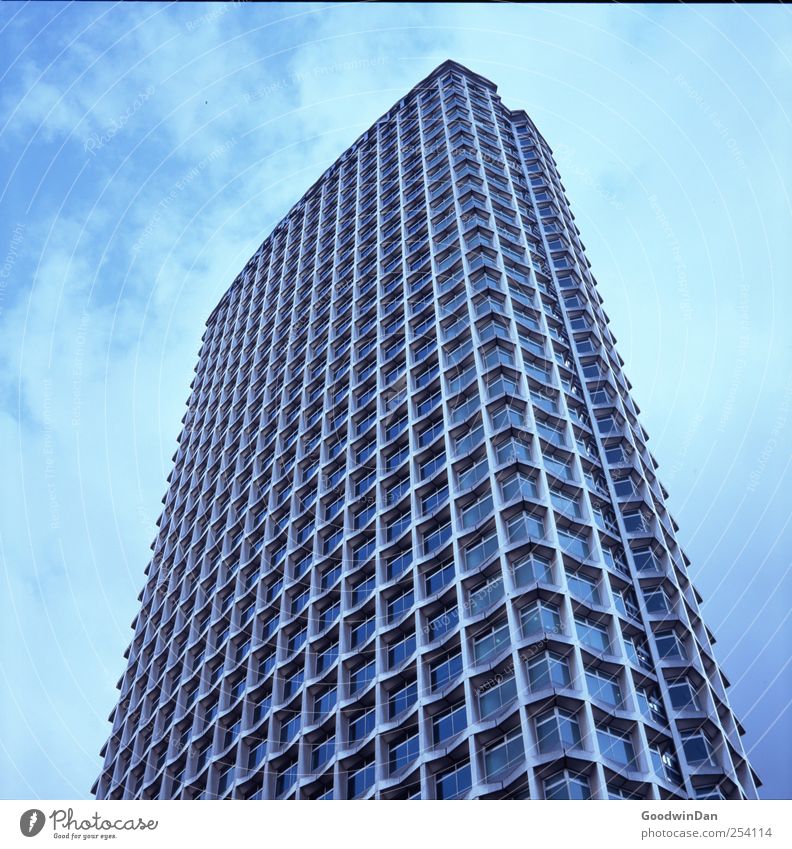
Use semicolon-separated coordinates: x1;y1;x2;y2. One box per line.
93;60;760;801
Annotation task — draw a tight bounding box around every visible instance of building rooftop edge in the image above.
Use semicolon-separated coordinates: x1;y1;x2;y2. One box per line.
203;59;503;328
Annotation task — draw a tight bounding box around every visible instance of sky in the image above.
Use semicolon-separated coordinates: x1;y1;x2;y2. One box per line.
0;2;790;800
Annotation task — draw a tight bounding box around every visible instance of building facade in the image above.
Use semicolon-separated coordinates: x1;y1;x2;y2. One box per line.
93;60;760;801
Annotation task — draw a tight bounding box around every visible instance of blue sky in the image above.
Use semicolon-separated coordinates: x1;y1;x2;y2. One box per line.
0;2;790;799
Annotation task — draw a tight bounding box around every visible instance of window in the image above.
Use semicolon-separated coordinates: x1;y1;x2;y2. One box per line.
636;687;666;724
347;760;375;798
613;587;639;620
526;651;570;691
279;713;301;745
632;546;663;573
349;573;375;607
597;725;635;768
313;686;337;722
463;531;499;570
348;707;375;743
387;588;415;623
423;520;452;554
668;679;701;711
575;617;610;654
316;642;339;674
430;650;463;691
535;708;581;753
435;762;472;800
566;570;600;605
349;659;375;695
550;487;581;517
682;730;717;766
544;771;591;800
625;636;652;669
248;739;267;771
511;553;553;587
428;602;459;640
623;509;651;534
585;668;622;707
544;452;573;481
389;733;420;774
432;701;467;744
520;600;561;638
643;587;671;614
458;456;489;490
350;614;375;648
557;527;590;560
275;761;298;797
387;631;416;668
506;510;544;542
468;574;505;616
496;435;532;464
651;746;682;784
311;735;335;770
490;402;526;430
655;630;686;660
499;470;537;502
421;483;448;514
477;668;517;718
387;680;417;719
483;729;524;781
426;560;455;596
460;493;494;529
473;619;511;663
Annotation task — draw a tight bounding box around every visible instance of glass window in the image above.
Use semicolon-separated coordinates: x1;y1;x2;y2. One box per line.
430;650;463;691
511;553;553;587
550;487;581;517
500;470;538;502
520;600;561;638
544;771;590;800
585;669;622;707
643;587;670;614
463;531;499;570
682;731;717;766
435;762;472;800
597;726;636;768
428;605;459;641
655;630;686;660
557;527;590;560
432;701;467;744
477;672;518;719
389;733;420;774
566;570;600;605
468;574;505;616
473;619;511;663
506;511;544;542
425;560;455;595
575;617;610;654
526;651;570;691
388;632;416;668
483;729;524;781
460;493;494;529
386;588;415;623
636;687;666;723
668;679;700;711
347;760;375;798
311;735;335;770
387;679;417;719
536;708;581;753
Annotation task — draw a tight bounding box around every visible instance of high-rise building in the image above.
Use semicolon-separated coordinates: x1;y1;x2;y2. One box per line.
93;60;760;801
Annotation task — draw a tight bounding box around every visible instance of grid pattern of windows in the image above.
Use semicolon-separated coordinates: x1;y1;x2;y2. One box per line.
93;60;759;802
